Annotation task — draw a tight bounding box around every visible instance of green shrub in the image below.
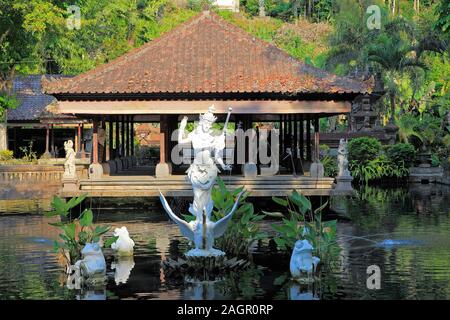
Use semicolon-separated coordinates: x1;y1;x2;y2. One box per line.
386;143;416;167
0;149;13;161
263;190;339;263
322;155;338;177
349;156;409;184
45;194;117;268
431;153;441;167
348;137;382;163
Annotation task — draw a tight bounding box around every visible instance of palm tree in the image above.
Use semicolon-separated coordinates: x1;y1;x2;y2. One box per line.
368;34;426;124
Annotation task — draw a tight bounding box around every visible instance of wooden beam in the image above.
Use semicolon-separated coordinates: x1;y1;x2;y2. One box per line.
92;121;99;164
52;100;351;115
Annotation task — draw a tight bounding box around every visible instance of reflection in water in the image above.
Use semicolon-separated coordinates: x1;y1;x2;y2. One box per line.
183;280;225;300
288;282;319;300
77;288;106;300
0;184;449;299
111;257;135;285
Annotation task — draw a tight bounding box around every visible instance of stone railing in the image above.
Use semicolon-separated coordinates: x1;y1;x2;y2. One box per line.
0;164;89;183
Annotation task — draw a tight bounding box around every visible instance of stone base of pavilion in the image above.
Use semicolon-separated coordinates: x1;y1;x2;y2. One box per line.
59;174;346;198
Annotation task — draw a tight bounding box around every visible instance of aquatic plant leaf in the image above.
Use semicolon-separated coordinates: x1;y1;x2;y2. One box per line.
94;225;110;236
79;209;93;227
63;223;76;239
66;194;87;211
262;210;284;218
314;201;328;215
272;196;288;207
103;236;119;248
290;190;311;213
182;214;196;222
274;275;288;286
51;196;68;216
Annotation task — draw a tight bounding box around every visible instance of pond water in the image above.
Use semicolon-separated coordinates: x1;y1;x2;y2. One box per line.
0;184;449;300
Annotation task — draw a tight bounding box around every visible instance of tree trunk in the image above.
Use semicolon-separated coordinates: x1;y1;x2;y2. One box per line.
390;94;396;123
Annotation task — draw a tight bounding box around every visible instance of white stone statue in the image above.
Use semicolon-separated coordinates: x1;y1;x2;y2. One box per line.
160;105;243;257
111;226;135;256
111;258;135;285
290;240;320;278
63;140;77;179
178;105;232;219
337;138;351;177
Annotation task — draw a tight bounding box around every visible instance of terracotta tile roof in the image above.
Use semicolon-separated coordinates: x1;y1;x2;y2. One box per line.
43;11;372;97
7;75;73;121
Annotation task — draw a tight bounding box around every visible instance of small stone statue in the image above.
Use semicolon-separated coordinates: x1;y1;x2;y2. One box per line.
77;243;106;277
111;226;135;256
290;240;320;279
67;243;106;288
337;138;351;177
63;140;77;179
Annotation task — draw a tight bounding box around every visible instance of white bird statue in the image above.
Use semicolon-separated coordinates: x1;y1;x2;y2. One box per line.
159;191;243;257
290;240;320;279
111;226;135;256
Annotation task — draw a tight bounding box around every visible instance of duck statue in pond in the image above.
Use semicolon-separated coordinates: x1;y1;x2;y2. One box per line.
290;240;320;279
111;226;135;256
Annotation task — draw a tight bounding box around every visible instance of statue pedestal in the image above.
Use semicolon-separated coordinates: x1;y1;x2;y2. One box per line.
62;177;78;192
242;163;257;178
335;175;353;192
310;161;324;178
186;248;225;258
88;163;103;179
156;162;172;178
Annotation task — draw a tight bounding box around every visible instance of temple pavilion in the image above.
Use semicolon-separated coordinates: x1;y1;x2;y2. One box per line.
43;11;372;198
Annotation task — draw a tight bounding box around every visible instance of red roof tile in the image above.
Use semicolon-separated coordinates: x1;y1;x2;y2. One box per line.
43;11;372;97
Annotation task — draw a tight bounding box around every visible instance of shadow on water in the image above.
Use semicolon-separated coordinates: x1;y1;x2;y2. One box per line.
0;183;449;299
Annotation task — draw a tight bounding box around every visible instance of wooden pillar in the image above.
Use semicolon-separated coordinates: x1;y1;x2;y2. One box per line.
279;115;284;155
115;118;120;158
109;119;113;160
120;116;125;157
293;114;298;160
77;124;82;153
92;120;99;164
50;124;55;156
159;115;167;164
306;116;311;161
81;124;85;158
314;116;320;162
130;116;134;157
45;126;50;154
299;116;304;160
13;127;17;156
287;114;292;150
125;116;129;157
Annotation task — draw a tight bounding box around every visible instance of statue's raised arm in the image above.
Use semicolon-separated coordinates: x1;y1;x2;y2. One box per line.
178;116;191;144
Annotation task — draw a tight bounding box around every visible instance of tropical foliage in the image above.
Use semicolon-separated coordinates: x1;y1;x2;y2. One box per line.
45;194;117;267
211;177;267;258
348;137;382;163
263;190;339;262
